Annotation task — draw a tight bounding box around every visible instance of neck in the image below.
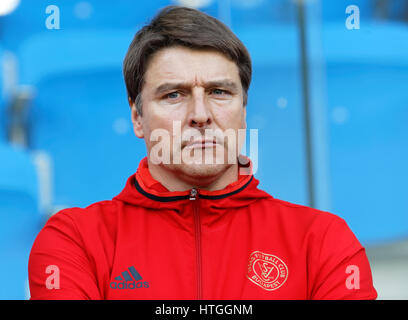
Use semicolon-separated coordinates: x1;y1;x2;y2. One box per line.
147;161;239;192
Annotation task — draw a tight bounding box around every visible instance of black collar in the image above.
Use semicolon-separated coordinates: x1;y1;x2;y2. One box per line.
134;175;254;202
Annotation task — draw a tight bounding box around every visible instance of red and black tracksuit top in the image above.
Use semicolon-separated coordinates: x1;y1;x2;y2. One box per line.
28;157;377;299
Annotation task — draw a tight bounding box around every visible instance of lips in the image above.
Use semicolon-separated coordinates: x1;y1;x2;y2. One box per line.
184;139;219;149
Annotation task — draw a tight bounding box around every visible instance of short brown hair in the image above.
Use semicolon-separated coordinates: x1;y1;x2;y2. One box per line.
123;5;252;115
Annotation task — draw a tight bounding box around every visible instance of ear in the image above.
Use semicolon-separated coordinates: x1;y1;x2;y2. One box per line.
129;97;144;138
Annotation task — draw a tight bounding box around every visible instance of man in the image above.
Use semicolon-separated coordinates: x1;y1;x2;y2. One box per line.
28;6;377;300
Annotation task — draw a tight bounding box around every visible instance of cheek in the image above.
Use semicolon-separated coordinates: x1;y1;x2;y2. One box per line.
143;108;186;148
146;104;181;130
215;107;246;130
151;102;187;123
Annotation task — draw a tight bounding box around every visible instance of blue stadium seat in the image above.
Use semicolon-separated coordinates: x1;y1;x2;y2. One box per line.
234;25;308;206
31;69;146;208
0;142;42;300
321;22;408;244
322;0;408;22
246;63;307;205
230;0;296;25
17;30;146;208
322;0;374;22
0;0;171;51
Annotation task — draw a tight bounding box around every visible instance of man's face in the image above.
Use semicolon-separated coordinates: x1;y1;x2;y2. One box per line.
131;45;246;183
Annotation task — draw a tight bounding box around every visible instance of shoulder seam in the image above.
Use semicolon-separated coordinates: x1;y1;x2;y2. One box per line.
264;197;336;215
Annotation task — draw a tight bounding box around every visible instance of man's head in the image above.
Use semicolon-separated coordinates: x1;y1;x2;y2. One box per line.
123;6;252;190
123;5;252;116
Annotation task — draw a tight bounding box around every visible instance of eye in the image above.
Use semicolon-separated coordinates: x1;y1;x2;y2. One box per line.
212;88;227;95
166;91;180;99
210;88;232;99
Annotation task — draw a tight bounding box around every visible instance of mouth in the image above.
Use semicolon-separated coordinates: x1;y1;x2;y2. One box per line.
183;139;219;149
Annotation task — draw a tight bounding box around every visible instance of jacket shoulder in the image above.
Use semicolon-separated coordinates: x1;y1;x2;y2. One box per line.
258;196;345;226
49;199;120;223
39;199;124;248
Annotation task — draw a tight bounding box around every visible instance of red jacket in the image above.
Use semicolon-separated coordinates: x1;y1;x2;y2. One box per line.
28;157;377;299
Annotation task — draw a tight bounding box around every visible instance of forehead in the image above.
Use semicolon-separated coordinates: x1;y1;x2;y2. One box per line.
143;46;241;87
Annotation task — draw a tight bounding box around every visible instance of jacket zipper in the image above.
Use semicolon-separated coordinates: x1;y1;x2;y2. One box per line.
190;188;202;300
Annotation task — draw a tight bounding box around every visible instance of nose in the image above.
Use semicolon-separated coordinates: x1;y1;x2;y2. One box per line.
188;88;212;128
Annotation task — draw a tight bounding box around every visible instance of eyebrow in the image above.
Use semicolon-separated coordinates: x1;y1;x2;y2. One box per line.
154;79;239;96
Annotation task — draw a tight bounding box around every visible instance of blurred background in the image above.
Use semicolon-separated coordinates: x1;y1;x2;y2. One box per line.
0;0;407;299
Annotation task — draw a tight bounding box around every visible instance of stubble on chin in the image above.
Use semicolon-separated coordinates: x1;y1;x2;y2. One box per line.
164;161;232;182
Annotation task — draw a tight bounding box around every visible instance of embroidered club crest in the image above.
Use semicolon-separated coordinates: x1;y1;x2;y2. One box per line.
247;251;288;291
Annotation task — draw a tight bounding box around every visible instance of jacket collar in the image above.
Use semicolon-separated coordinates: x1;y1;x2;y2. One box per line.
113;156;271;210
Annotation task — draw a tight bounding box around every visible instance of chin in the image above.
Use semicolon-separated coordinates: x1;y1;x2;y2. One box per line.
168;160;231;181
188;162;227;177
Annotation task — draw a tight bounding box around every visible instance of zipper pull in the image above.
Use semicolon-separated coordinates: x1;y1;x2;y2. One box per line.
189;188;197;200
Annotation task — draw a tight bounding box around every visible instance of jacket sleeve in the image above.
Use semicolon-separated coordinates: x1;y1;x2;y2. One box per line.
28;210;101;300
310;216;378;300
